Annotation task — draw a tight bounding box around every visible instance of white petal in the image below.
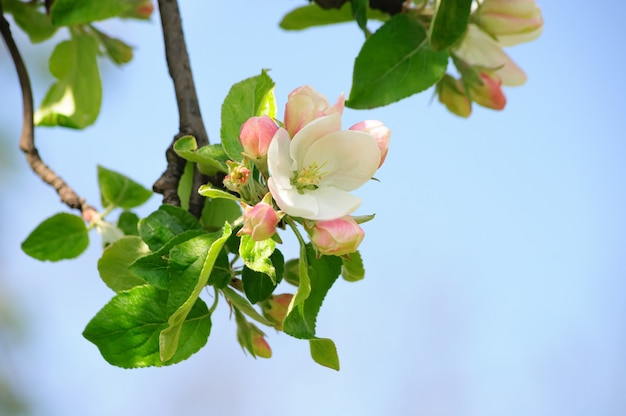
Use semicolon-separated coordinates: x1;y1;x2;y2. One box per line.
267;128;293;188
498;26;543;47
304;130;380;191
289;113;341;170
308;186;362;220
455;24;527;86
268;177;319;218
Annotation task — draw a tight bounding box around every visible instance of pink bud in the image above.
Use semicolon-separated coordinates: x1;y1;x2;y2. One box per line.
308;216;364;256
437;75;472;118
262;293;293;330
284;85;344;137
239;115;278;160
223;161;250;194
469;72;507;110
238;201;279;242
250;328;272;358
349;120;390;167
122;0;154;19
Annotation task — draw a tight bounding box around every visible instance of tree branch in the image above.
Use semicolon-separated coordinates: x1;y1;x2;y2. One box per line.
0;5;96;221
154;0;209;218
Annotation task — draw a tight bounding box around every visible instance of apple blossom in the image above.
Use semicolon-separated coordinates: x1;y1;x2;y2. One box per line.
454;24;527;86
349;120;391;167
307;216;364;256
267;113;380;221
284;85;344;137
437;74;472;118
239;115;278;160
474;0;543;41
237;196;280;242
223;160;250;194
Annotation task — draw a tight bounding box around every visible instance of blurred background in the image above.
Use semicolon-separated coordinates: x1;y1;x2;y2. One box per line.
1;1;625;415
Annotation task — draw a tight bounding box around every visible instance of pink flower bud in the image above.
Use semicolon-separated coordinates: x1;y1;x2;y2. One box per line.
349;120;391;167
239;115;278;160
284;85;344;137
238;201;279;242
122;0;154;19
437;75;472;118
261;293;293;330
475;0;543;39
308;216;364;256
250;327;272;358
469;72;507;110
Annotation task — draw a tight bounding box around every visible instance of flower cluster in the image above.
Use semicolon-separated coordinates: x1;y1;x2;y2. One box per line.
437;0;543;117
230;86;390;256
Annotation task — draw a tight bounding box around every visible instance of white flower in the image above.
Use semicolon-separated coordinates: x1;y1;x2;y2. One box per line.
267;113;380;220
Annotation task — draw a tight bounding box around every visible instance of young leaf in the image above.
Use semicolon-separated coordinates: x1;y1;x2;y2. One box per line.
239;235;276;283
221;70;276;161
347;14;449;109
91;27;134;65
117;211;140;236
341;250;365;282
160;224;232;362
50;0;132;25
279;3;388;31
98;236;150;292
173;136;228;175
98;165;152;209
430;0;473;51
21;213;88;261
198;185;242;202
284;258;300;286
310;338;340;371
34;32;102;129
242;249;284;304
351;0;369;36
283;245;342;339
83;285;211;368
138;205;203;251
2;0;57;43
177;161;194;211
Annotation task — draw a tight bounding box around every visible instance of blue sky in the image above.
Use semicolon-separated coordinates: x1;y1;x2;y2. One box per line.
1;1;625;415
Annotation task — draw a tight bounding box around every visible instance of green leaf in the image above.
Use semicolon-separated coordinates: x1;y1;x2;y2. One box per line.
341;250;365;282
430;0;473;51
221;70;276;161
200;198;242;232
130;229;206;290
2;0;57;43
98;236;150;291
173;136;228;175
351;0;369;36
98;165;152;209
91;26;133;65
310;338;340;371
283;245;342;339
239;235;276;283
207;249;232;289
177;161;194;211
234;306;255;357
242;249;284;304
279;3;388;31
21;213;88;261
347;14;449;109
138;204;203;251
222;286;274;327
198;185;242;202
83;285;211;368
50;0;132;25
117;211;140;236
160;224;232;362
34;32;102;129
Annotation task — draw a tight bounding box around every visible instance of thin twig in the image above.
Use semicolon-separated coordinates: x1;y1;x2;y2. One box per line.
154;0;209;218
0;5;96;221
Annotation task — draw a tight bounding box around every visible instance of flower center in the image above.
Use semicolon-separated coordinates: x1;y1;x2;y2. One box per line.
291;161;327;194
